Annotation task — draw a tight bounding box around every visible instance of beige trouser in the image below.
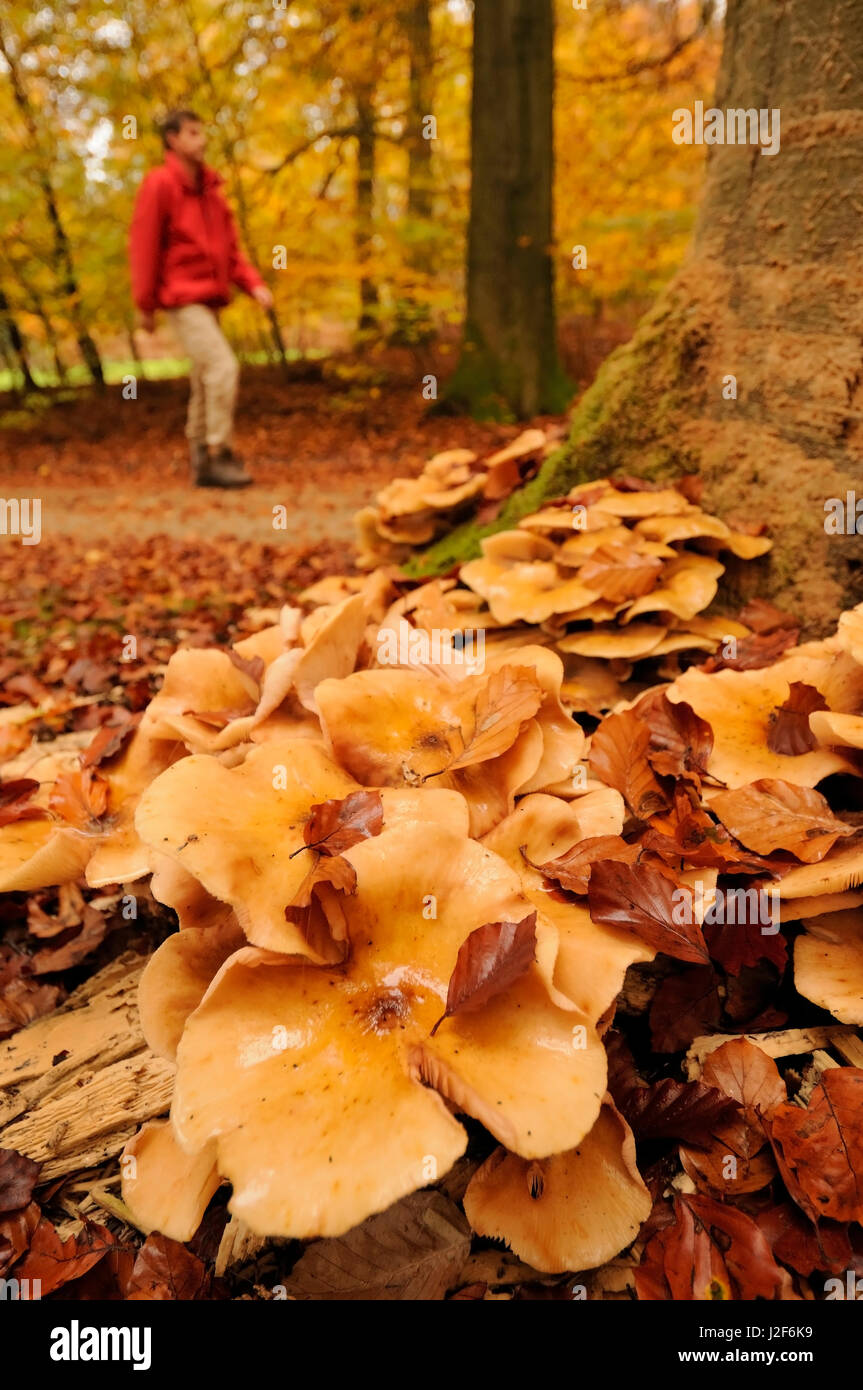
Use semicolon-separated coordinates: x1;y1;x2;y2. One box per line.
167;304;239;449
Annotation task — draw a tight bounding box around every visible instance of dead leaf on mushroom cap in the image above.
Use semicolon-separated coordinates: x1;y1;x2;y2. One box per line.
135;738;360;960
141;824;606;1240
767;683;829;756
588;859;708;964
588;709;669;821
315;663;545;836
481;792;653;1025
0;778;47;828
431;912;538;1035
668;653;862;788
709;780;857;864
463;1103;650;1275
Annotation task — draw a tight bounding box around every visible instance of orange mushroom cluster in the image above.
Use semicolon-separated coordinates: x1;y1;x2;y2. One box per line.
4;529;863;1283
356;430;552;568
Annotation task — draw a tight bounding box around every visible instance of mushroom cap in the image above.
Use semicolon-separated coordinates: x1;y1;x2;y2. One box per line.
482;793;654;1023
138;916;246;1060
139;648;259;755
809;710;863;750
558;623;668;660
135;738;359;959
0;820;92;893
460;553;600;626
794;910;863;1025
315;664;547;836
121;1120;220;1243
670;656;859;789
622;554;725;624
777;839;863;898
463;1103;650;1274
156;824;605;1238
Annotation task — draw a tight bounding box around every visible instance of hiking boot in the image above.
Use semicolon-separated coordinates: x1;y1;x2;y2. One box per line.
189;440;210;484
196;445;253;489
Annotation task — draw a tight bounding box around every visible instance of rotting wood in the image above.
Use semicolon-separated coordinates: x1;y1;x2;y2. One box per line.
685;1025;859;1079
0;950;172;1179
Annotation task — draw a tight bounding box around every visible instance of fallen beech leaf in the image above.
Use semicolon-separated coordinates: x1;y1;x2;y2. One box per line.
227;647;265;690
756;1203;852;1278
769;1069;863;1224
125;1232;210;1300
588;860;708;964
702;628;799;672
0;1148;41;1214
0;977;65;1040
14;1217;116;1296
48;768;109;829
531;834;640;896
679;1039;786;1195
445;666;543;773
579;544;662;603
80;713;142;769
643;788;773;874
704;911;787;977
301;790;384;857
29;907;108;974
0;779;47;828
431;911;537;1035
738;599;800;635
710;780;856;864
588;710;669;820
768;682;829;756
638;692;714;785
0;1201;40;1276
182;703;256;728
290;853;358;907
620;1079;742;1147
636;1193;786;1301
649;966;721;1053
284;1190;471;1300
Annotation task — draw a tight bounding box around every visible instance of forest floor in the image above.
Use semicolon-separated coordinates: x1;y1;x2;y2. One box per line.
0;358;567;697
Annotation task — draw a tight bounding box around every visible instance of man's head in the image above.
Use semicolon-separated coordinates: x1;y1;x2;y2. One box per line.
161;110;207;164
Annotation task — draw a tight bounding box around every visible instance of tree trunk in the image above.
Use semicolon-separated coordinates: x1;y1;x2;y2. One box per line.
406;0;433;228
0;288;37;391
0;23;105;388
423;0;863;630
392;0;436;345
356;87;380;336
443;0;570;420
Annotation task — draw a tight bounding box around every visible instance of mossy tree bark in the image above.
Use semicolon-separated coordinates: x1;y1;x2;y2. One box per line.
443;0;571;421
422;0;863;631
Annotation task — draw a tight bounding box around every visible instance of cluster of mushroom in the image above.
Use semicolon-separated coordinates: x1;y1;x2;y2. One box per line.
355;429;551;569
456;476;772;714
668;604;863;1026
0;583;655;1270
4;560;863;1275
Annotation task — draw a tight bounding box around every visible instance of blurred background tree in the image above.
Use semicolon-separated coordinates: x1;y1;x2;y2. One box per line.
0;0;719;399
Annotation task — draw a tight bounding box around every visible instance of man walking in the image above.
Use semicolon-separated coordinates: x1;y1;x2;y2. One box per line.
129;110;273;488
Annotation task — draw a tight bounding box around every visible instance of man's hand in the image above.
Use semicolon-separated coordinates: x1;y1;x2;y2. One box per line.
137;310;156;334
252;285;274;311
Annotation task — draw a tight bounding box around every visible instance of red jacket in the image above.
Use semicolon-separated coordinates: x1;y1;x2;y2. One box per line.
129;153;264;313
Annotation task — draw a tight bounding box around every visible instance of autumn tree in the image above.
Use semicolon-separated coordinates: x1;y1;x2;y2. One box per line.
422;0;863;629
444;0;570;420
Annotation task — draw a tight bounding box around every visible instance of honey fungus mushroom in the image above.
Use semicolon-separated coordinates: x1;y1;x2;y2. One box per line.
123;821;606;1239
